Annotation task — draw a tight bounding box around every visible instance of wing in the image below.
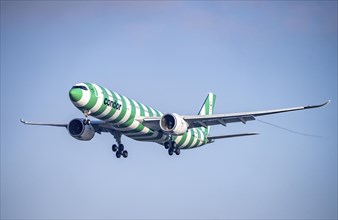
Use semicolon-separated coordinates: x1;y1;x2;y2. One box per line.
20;118;117;134
138;100;330;130
20;118;68;127
207;132;259;143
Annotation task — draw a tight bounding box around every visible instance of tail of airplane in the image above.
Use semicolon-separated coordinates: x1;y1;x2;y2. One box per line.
198;93;216;135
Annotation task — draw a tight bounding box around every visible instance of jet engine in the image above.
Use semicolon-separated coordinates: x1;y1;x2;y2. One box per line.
159;113;188;135
67;118;95;141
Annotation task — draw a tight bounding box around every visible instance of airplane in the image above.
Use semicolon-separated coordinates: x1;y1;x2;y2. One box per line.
21;82;330;158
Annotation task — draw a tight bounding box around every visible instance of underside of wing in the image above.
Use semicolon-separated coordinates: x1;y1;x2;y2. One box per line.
207;132;259;143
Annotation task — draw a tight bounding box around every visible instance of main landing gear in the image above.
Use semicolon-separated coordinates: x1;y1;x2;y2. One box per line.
110;130;128;159
164;137;180;156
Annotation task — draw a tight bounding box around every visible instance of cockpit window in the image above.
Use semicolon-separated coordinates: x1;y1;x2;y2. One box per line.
72;85;88;90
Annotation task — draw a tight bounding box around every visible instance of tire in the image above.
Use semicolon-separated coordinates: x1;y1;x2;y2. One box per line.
118;144;124;152
168;148;174;156
175;148;180;155
171;141;176;148
116;151;121;158
164;142;170;149
112;144;118;152
122;150;128;158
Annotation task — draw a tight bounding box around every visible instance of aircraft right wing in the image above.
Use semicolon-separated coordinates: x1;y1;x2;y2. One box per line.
184;100;330;129
139;100;330;130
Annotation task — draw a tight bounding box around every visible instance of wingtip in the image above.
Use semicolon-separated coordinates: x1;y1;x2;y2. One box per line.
20;118;26;124
304;100;331;109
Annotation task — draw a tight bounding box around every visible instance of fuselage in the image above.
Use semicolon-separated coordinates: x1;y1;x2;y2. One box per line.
69;82;208;149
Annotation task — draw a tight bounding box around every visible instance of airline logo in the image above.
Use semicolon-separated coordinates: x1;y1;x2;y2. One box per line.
104;98;121;110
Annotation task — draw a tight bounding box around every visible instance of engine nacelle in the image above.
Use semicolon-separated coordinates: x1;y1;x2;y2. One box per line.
159;113;188;135
67;118;95;141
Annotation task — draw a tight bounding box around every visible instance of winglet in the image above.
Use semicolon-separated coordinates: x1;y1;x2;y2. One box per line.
304;100;330;109
20;118;26;124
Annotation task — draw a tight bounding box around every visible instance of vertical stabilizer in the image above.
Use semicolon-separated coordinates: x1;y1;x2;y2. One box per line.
198;93;216;135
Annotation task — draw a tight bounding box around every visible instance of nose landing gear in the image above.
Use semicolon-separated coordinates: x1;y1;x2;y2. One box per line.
83;110;92;125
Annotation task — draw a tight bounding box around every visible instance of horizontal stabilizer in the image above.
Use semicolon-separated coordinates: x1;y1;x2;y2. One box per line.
207;132;259;142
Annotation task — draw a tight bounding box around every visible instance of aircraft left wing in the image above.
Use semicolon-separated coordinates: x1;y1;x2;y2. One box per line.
20;118;68;127
20;118;116;134
139;100;330;130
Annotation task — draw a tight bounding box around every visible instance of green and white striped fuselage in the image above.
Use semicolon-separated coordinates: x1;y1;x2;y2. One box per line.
70;83;208;149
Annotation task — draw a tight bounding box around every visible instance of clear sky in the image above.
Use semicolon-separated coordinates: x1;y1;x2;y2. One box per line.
1;1;337;219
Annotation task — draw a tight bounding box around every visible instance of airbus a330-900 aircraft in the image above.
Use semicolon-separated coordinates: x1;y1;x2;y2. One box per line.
21;83;329;158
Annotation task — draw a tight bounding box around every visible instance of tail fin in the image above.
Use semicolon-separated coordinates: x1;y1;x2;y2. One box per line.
198;93;216;135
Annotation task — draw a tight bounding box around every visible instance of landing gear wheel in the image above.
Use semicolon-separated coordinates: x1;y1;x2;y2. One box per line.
164;142;170;149
175;148;181;155
83;119;91;125
112;144;118;152
116;151;121;158
171;141;176;148
122;150;128;158
168;148;174;156
118;144;124;152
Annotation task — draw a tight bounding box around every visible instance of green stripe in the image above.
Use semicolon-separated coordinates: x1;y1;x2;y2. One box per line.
118;97;136;128
154;109;162;117
182;131;193;149
123;123;145;134
136;101;145;116
110;93;127;123
177;132;188;146
91;86;108;116
186;131;196;148
145;105;153;116
205;95;210;115
101;90;119;120
83;83;98;110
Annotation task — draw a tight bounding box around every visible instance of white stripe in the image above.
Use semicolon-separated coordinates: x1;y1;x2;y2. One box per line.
200;105;206;115
197;128;205;144
149;107;157;116
140;103;149;117
106;92;123;122
126;126;151;136
174;135;183;145
182;130;192;147
190;131;198;148
112;94;132;125
208;94;213;115
114;120;140;132
131;99;141;117
96;88;113;118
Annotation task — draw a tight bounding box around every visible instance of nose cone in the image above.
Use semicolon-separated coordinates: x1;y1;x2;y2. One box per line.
69;88;82;102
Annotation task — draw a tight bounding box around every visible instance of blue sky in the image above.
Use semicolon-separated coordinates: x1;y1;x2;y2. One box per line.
1;1;337;219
